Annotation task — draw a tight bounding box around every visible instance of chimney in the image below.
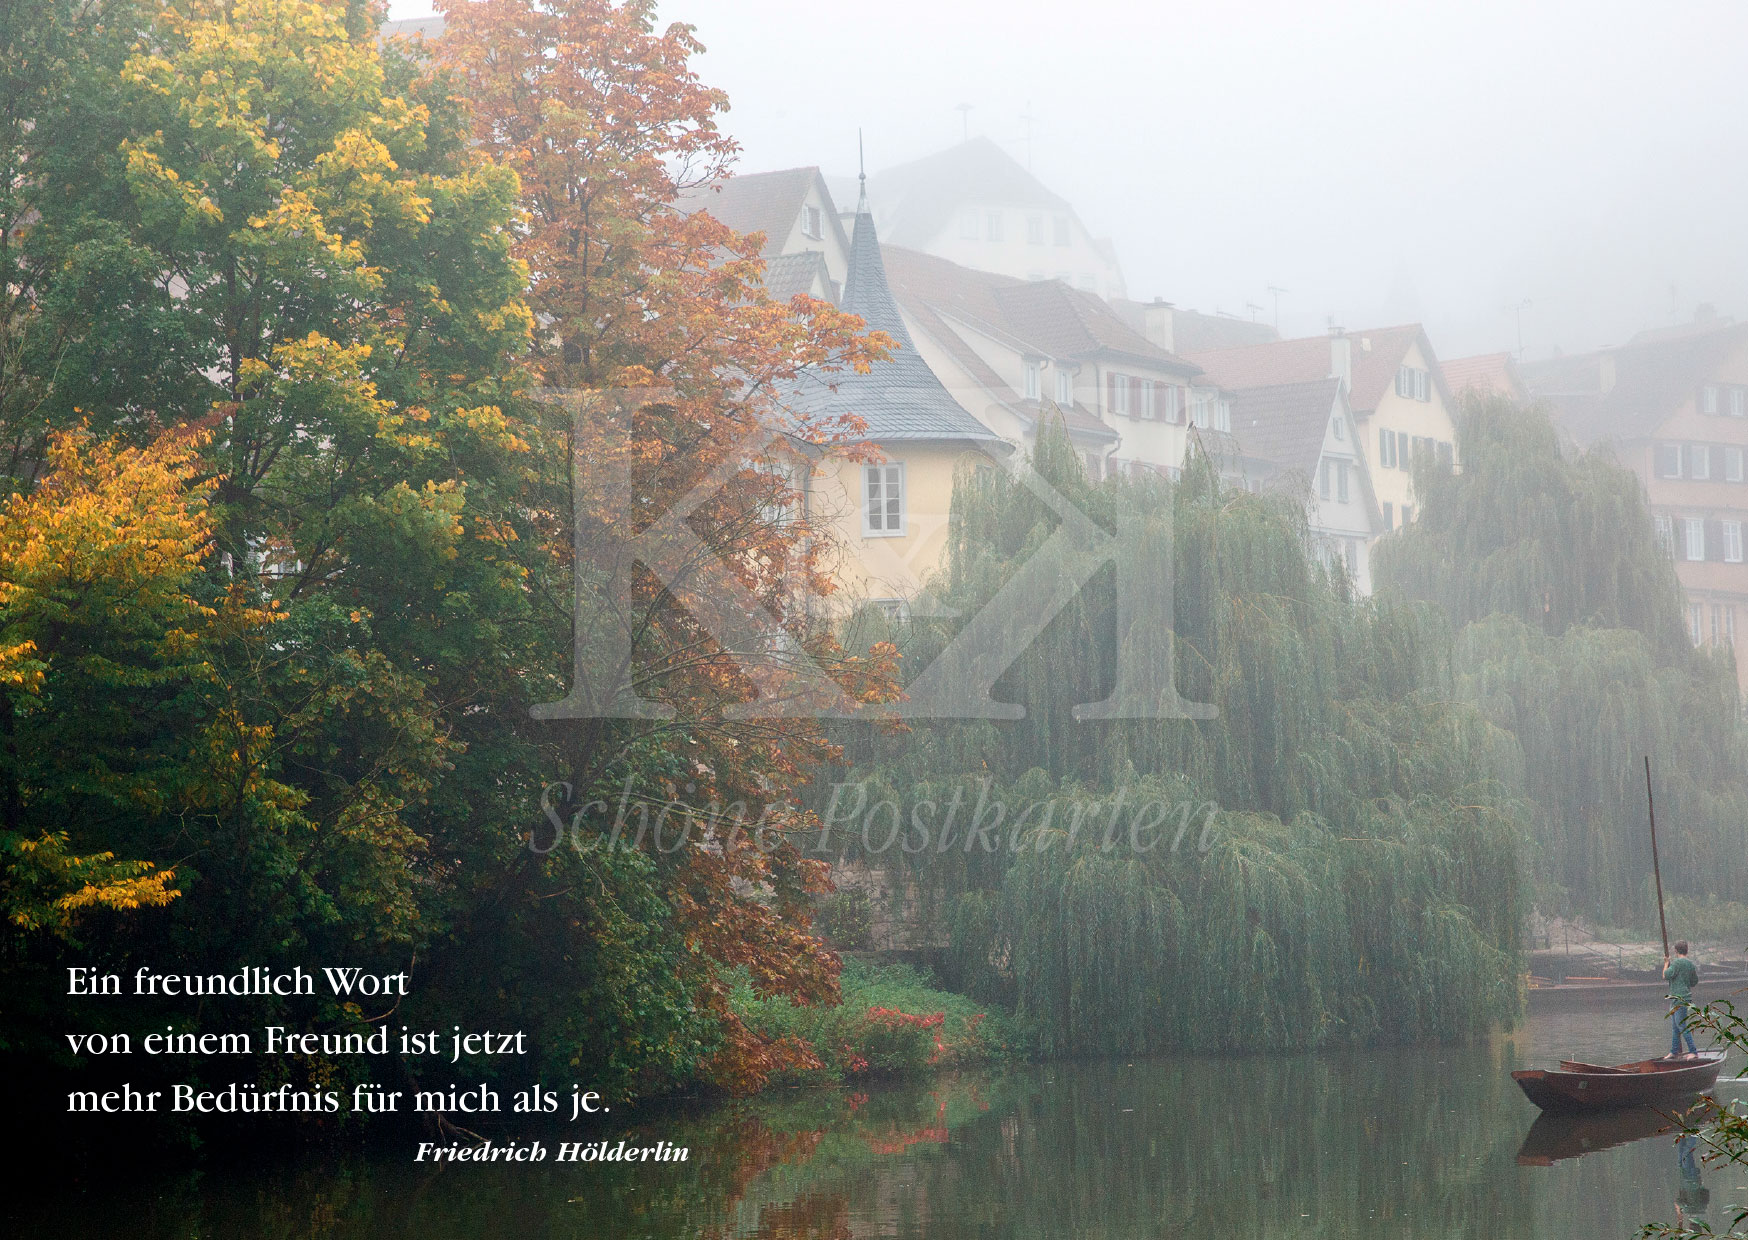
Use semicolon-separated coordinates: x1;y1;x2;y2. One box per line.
1328;329;1352;393
1143;297;1175;353
1599;352;1617;395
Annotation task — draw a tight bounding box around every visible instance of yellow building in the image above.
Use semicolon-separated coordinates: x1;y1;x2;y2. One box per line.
784;185;1009;610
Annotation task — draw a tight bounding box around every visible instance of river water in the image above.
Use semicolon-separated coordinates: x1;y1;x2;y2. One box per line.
24;1005;1745;1238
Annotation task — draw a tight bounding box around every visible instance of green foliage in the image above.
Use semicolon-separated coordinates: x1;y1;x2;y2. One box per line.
1376;396;1748;924
830;426;1527;1056
731;958;1027;1083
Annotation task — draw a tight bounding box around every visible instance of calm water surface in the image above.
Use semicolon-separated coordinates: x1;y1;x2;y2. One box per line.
23;1006;1746;1238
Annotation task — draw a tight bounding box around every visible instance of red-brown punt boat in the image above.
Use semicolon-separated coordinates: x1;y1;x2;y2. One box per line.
1512;1051;1727;1113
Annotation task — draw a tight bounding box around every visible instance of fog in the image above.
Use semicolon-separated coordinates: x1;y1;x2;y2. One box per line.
391;0;1748;357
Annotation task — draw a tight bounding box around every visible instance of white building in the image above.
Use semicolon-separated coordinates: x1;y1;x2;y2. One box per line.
845;138;1127;303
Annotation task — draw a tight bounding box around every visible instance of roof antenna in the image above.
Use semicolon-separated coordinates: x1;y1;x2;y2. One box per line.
857;128;868;213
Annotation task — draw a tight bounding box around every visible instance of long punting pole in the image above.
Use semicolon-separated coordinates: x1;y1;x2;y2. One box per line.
1644;755;1670;959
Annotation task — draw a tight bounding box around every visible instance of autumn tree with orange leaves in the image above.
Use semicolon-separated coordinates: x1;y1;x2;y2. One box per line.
433;0;898;1094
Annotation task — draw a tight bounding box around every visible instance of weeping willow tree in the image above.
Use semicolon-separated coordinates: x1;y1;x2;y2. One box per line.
828;421;1526;1055
1374;395;1748;924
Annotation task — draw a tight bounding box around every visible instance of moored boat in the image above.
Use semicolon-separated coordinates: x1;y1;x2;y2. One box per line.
1512;1051;1727;1113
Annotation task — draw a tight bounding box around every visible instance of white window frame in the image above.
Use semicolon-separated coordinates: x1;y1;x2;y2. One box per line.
1161;385;1181;423
1690;602;1705;646
959;209;979;240
1727;520;1743;563
1027;214;1044;245
1331;415;1344;441
1140;379;1156;420
1654;514;1675;556
986;210;1003;242
1056;368;1075;406
1703;386;1720;415
1693;444;1711;481
1379;428;1396;468
1733;388;1747;418
1685;516;1706;562
1023;361;1041;401
801;205;823;240
1655;443;1685;479
1336;459;1350;503
1215;399;1232;432
1728;447;1744;483
1110;372;1131;416
862;463;906;538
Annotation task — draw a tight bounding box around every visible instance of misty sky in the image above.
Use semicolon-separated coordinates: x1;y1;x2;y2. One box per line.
393;0;1748;361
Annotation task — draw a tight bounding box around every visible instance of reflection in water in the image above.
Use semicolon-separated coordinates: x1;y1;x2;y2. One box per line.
1517;1106;1687;1166
1675;1133;1710;1227
13;1009;1728;1239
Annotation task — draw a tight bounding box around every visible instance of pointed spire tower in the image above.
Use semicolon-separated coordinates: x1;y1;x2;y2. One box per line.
790;137;1002;447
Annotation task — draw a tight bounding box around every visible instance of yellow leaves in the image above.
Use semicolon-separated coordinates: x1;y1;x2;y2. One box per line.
0;427;215;629
447;404;532;455
6;833;180;932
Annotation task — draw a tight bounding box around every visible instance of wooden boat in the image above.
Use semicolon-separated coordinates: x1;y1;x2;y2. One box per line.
1513;1051;1727;1113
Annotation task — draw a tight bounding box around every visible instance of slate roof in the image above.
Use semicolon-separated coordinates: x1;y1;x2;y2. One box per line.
1190;324;1440;416
762;251;836;302
863;137;1070;249
1521;322;1748;445
675;167;850;264
1231;380;1343;479
784;204;1004;446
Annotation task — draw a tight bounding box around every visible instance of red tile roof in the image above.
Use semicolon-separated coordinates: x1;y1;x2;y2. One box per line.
1441;352;1526;401
1189;324;1437;414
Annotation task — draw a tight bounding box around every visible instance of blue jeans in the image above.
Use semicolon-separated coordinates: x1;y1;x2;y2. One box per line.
1671;1000;1698;1055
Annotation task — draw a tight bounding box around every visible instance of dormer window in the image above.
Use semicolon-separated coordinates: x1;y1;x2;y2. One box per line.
801;205;823;240
1024;361;1041;401
1056;369;1075;405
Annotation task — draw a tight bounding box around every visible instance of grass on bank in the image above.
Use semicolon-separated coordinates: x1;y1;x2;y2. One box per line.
729;958;1030;1085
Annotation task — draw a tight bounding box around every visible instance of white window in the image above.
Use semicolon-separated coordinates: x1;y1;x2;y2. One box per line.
1395;367;1429;401
1690;602;1704;646
1654;514;1675;556
862;463;905;537
1190;391;1212;428
1215;399;1232;432
1685;516;1706;561
801;205;823;240
1023;361;1041;400
1703;385;1720;415
1733;388;1747;418
959;209;979;240
1053;215;1070;246
1027;214;1044;245
1140;379;1156;420
1056;368;1075;405
1161;385;1182;423
1110;372;1131;415
1692;444;1711;480
1729;447;1744;483
1655;443;1685;479
1331;415;1344;441
1726;607;1737;648
1319;459;1332;502
1416;370;1429;401
986;210;1003;242
1727;521;1743;563
1336;459;1350;503
1379;428;1397;469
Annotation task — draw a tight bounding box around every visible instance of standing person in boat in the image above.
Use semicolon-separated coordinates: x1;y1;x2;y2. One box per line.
1664;940;1700;1057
